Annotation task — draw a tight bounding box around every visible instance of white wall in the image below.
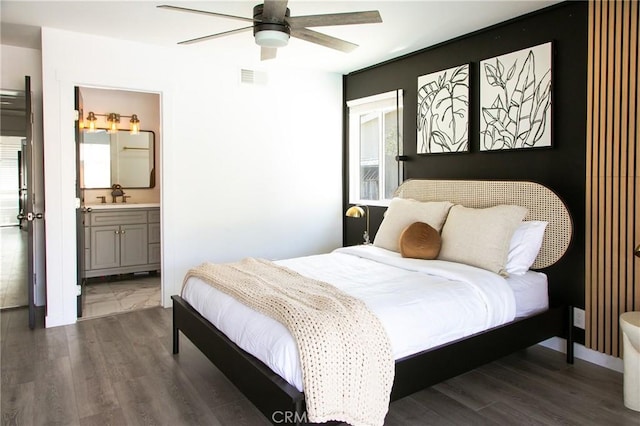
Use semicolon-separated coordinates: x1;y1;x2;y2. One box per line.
40;28;343;327
1;44;46;306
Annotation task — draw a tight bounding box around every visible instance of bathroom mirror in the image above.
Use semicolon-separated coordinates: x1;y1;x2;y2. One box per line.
80;129;155;189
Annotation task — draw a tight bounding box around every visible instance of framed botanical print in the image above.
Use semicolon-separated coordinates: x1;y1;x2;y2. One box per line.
480;42;552;151
417;64;469;154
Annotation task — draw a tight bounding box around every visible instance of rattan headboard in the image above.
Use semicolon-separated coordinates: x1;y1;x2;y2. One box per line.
394;179;573;269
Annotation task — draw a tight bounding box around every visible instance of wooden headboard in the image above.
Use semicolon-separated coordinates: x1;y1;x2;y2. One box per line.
394;179;573;269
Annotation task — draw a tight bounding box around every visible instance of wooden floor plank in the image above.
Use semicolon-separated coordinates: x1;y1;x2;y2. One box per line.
172;337;248;409
1;306;636;426
409;387;492;425
112;376;169;426
79;407;128;426
32;356;79;426
384;396;451;426
211;399;272;426
91;315;147;384
0;381;34;426
431;370;501;411
476;401;549;426
65;320;120;419
479;362;615;424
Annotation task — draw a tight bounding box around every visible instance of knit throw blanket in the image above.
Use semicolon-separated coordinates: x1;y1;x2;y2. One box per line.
183;258;394;426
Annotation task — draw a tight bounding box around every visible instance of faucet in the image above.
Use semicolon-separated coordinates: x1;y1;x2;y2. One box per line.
110;184;125;203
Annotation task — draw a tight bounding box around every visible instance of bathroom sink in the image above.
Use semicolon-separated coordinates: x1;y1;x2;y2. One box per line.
85;203;160;210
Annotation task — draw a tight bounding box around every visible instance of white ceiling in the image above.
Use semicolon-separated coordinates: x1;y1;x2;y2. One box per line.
0;0;560;74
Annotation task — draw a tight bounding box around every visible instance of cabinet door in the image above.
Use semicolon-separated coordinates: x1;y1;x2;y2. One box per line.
148;244;161;264
120;223;148;267
148;223;161;244
91;225;120;270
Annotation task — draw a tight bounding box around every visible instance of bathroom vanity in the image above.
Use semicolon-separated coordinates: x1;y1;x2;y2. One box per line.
82;204;160;278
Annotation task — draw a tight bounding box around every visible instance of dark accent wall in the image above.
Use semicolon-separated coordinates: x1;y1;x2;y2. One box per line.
343;2;588;315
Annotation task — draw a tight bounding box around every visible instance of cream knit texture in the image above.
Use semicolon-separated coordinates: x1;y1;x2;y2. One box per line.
184;258;394;426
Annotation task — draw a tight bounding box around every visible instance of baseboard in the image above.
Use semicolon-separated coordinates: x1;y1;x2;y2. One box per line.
538;337;624;373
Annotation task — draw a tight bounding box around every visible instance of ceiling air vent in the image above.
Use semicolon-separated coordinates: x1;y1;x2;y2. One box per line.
240;69;268;85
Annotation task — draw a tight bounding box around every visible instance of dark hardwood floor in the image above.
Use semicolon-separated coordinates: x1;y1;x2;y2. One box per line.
1;307;637;426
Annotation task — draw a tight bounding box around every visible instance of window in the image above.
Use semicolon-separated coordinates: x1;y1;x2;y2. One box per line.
347;90;403;206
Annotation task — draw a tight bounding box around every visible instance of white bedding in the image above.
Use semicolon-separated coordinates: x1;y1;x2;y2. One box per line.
507;270;548;317
182;245;529;392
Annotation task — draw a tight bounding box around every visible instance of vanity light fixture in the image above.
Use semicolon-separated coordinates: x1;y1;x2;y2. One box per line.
106;113;119;133
345;204;371;245
129;114;140;135
85;111;141;135
86;111;98;132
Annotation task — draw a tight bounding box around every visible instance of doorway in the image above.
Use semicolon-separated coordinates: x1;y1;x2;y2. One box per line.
76;86;162;320
0;80;37;315
0;136;27;309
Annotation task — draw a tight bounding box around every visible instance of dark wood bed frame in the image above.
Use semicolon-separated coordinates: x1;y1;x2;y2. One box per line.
172;179;575;425
173;295;573;425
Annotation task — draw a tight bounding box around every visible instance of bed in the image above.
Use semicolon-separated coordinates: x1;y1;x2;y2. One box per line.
172;179;574;425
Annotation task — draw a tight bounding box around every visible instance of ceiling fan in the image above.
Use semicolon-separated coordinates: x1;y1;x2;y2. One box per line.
157;1;382;60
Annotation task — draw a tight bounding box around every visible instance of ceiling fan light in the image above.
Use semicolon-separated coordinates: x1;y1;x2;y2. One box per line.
255;30;289;48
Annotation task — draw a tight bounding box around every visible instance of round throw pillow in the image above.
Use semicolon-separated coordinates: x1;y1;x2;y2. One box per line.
399;222;441;259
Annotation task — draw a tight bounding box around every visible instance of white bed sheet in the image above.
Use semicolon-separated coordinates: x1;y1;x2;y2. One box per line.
507;270;548;317
181;245;518;392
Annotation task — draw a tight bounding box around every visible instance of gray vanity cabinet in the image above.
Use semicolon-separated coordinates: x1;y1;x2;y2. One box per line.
84;207;160;278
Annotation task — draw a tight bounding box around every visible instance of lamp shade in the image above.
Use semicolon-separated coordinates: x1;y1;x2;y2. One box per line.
345;206;365;218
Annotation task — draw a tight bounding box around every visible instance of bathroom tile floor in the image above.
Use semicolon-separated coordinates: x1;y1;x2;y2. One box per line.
82;273;161;319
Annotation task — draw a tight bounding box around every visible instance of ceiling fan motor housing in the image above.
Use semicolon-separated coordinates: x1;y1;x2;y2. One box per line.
253;4;291;37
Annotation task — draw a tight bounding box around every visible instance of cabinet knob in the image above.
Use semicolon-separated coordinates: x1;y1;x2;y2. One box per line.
635;244;640;258
115;230;120;234
121;230;126;234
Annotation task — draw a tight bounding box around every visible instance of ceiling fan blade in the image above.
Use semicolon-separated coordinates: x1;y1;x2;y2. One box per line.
290;28;358;53
261;47;278;61
287;11;382;28
178;26;253;45
262;0;289;21
157;5;254;23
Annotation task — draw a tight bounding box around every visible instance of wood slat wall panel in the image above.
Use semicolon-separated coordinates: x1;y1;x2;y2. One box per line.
619;0;630;333
586;0;598;345
586;0;639;357
597;0;607;353
626;1;640;311
585;0;594;341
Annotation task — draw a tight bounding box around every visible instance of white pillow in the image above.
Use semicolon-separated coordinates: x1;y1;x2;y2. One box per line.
505;221;548;275
438;204;528;276
373;198;453;252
